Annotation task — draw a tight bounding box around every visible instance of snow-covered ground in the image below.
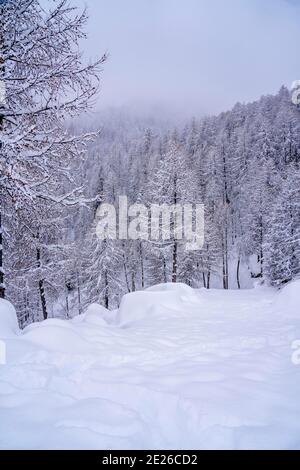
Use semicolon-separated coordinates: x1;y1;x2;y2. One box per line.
0;282;300;450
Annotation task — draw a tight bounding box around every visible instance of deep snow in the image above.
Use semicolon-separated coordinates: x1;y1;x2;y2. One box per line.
0;282;300;450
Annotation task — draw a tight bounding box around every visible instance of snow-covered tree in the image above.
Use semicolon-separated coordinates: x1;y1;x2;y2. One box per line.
0;0;105;304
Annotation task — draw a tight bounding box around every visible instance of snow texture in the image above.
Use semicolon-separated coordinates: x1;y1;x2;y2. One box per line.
0;300;19;338
0;282;300;450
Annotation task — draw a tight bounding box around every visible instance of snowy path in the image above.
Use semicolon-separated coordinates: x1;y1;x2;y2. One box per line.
0;283;300;449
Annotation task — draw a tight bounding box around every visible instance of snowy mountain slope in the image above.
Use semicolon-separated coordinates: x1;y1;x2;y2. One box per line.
0;282;300;450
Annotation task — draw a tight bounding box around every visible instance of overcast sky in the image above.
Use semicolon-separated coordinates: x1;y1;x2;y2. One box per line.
72;0;300;117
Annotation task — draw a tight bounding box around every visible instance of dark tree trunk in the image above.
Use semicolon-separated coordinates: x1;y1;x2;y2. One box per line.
222;145;230;205
163;256;167;284
77;271;82;314
222;251;226;289
172;241;177;283
202;272;206;289
259;218;264;278
207;270;211;290
123;255;131;292
104;270;109;309
38;279;48;320
37;247;48;320
222;230;229;290
237;256;241;290
131;272;136;292
171;176;178;283
139;242;145;289
65;279;69;319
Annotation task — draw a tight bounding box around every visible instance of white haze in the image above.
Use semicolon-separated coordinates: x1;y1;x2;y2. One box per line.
71;0;300;117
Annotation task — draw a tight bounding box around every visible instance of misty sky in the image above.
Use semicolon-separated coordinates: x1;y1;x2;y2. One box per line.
72;0;300;117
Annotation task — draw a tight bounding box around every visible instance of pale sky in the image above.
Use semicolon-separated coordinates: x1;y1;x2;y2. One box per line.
71;0;300;117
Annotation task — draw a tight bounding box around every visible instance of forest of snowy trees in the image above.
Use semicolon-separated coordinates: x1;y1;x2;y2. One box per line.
1;1;300;326
71;87;300;315
6;86;300;326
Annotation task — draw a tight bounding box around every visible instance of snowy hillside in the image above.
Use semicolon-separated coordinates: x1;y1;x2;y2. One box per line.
0;283;300;450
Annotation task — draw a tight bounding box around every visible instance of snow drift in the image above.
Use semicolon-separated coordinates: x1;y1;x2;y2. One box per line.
117;283;199;326
275;279;300;318
0;282;300;450
0;299;19;338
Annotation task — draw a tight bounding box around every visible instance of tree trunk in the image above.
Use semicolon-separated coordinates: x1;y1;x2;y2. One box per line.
123;255;131;292
202;272;206;288
104;270;109;309
163;256;167;284
36;247;48;320
222;231;229;290
207;270;211;290
172;241;177;283
222;251;226;289
77;270;82;314
259;218;264;278
224;228;229;289
139;242;145;289
131;272;136;292
222;145;230;205
38;279;48;320
171;176;178;283
65;279;69;319
236;255;241;290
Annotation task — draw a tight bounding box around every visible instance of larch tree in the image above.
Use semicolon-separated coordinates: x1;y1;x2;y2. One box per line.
0;0;106;300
